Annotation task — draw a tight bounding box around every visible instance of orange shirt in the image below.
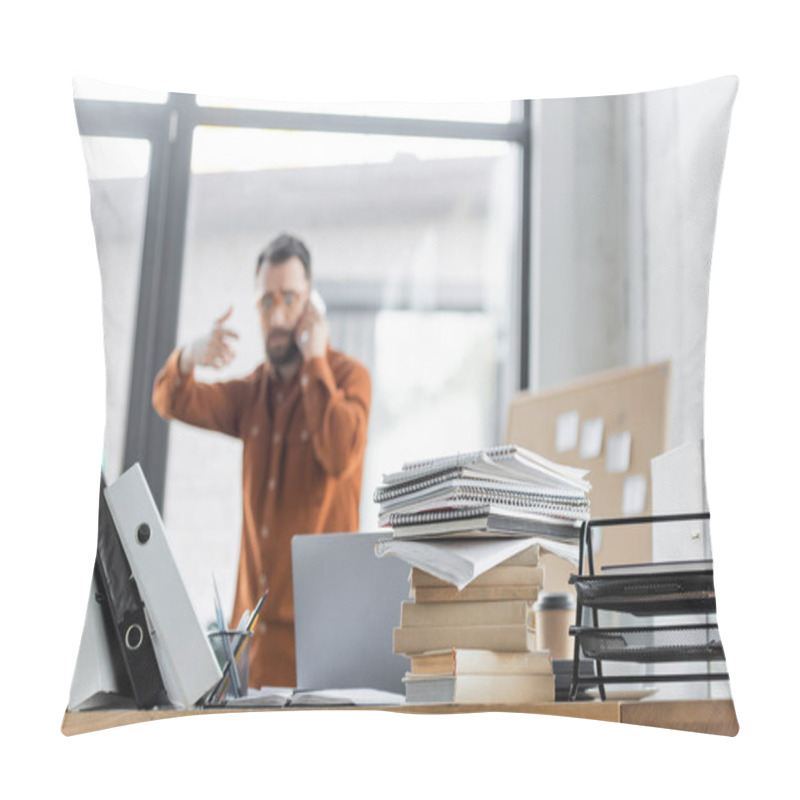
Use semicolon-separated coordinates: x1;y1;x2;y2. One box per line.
152;346;371;688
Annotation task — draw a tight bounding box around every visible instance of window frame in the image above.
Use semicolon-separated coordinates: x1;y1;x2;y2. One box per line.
75;93;534;511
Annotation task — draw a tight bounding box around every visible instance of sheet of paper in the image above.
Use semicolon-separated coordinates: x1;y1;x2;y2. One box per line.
375;536;579;589
579;417;604;459
555;410;580;453
290;688;406;707
606;430;632;473
222;686;406;708
622;474;648;515
222;686;294;707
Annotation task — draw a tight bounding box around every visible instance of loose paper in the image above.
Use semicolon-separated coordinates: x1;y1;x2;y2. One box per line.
290;688;406;707
223;686;406;708
606;431;632;473
375;536;579;589
555;410;580;453
622;474;648;515
579;417;604;459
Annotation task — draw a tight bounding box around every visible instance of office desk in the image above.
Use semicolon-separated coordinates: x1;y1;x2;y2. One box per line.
61;698;737;737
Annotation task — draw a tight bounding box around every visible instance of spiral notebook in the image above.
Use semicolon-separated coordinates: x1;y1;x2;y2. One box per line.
388;504;585;540
374;469;589;505
381;445;590;493
377;445;591;541
378;483;590;526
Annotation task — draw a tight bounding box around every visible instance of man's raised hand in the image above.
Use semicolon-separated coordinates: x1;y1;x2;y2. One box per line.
179;307;239;375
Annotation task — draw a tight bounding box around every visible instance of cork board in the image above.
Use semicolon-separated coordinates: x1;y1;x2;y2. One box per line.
505;362;670;594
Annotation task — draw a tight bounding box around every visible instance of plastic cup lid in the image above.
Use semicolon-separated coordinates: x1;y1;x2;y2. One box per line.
533;591;576;611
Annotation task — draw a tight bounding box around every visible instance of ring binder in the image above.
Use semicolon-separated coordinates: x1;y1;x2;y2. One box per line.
94;474;169;709
104;464;222;709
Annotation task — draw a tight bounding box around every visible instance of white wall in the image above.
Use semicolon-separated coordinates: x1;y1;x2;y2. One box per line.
639;78;738;450
534;79;737;449
533;94;631;391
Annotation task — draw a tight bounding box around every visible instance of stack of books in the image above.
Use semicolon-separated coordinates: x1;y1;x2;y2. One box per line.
403;648;555;705
375;444;591;541
394;545;555;704
378;445;591;705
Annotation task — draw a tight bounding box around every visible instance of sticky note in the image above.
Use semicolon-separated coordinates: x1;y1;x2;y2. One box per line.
606;431;632;473
622;474;648;515
555;410;580;453
579;417;604;459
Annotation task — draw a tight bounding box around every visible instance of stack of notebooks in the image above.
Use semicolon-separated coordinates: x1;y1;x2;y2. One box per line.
375;444;591;541
394;545;555;704
379;445;591;705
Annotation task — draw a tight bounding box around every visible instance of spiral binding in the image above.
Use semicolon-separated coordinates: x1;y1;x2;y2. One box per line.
381;445;590;495
381;486;589;515
382;446;519;485
374;468;587;504
387;502;587;528
402;445;517;472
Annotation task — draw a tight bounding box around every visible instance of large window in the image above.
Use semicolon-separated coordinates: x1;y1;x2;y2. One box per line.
76;90;529;622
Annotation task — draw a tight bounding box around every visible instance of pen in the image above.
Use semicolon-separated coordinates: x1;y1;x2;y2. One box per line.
245;588;269;635
215;587;269;701
213;575;242;698
231;610;249;659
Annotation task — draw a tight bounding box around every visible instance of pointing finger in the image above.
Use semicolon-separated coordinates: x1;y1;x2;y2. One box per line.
215;306;234;326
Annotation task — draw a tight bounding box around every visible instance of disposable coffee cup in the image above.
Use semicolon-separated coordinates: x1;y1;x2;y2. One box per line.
533;592;576;660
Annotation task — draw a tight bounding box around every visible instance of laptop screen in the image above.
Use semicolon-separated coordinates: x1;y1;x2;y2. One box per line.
292;532;411;693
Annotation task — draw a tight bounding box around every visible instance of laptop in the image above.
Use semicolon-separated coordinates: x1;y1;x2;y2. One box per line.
291;532;411;694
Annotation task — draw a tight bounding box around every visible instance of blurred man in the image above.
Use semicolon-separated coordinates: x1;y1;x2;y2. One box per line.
153;234;371;687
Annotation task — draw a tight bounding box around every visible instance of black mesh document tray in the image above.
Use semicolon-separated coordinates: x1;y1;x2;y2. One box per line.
567;513;730;700
569;570;716;616
571;623;725;664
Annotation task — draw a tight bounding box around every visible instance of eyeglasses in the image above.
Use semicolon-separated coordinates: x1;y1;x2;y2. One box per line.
256;289;304;314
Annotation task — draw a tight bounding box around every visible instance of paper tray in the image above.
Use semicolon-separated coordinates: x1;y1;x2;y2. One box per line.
569;570;716;615
571;623;725;663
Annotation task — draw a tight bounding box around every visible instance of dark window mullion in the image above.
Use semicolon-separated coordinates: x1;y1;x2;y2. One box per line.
519;99;533;391
123;93;196;511
121;129;168;490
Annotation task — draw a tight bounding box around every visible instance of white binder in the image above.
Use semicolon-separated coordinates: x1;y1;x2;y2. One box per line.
104;464;221;708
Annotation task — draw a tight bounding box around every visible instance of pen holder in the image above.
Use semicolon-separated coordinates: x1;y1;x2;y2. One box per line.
209;630;252;700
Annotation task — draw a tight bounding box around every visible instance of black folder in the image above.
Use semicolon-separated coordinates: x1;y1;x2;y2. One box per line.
94;475;169;709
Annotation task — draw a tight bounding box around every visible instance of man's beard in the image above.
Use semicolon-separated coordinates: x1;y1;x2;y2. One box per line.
266;327;302;367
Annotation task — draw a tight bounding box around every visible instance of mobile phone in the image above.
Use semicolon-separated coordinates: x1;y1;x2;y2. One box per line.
309;288;327;316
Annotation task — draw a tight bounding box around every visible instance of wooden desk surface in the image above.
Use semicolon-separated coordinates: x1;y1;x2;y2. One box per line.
61;698;737;737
